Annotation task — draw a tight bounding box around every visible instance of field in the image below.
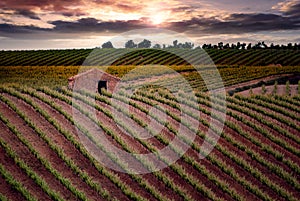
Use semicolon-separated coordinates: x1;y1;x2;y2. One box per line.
1;49;300;67
0;48;300;201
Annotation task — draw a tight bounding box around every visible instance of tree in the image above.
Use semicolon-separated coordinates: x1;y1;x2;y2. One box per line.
256;42;262;49
102;41;114;48
247;43;252;50
262;41;268;48
173;40;178;48
236;42;241;49
224;43;230;49
152;44;161;49
138;39;151;48
293;43;298;50
125;40;137;48
182;42;194;49
218;42;223;49
241;43;246;50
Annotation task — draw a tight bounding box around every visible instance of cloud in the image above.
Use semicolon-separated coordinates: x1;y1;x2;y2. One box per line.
0;23;48;34
0;0;300;40
0;0;86;17
15;9;40;20
114;3;143;12
283;1;300;17
167;12;300;34
1;10;300;39
0;0;82;11
0;17;155;39
272;0;300;17
50;17;153;33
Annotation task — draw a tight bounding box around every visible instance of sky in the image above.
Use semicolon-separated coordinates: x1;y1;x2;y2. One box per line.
0;0;299;50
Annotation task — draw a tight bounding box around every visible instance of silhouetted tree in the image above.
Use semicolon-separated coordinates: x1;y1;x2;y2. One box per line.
182;42;194;49
281;44;287;49
125;40;137;48
102;41;114;48
218;42;223;49
173;40;178;48
247;43;252;50
262;41;268;48
138;39;151;48
152;44;161;49
241;43;246;50
236;42;241;49
114;39;299;50
224;43;230;49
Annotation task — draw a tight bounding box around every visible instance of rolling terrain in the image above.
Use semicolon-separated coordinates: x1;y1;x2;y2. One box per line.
1;48;300;67
0;48;299;200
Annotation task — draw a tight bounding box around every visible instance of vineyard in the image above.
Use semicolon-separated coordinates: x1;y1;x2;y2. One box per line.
1;65;300;89
0;47;300;200
0;79;299;200
1;48;300;66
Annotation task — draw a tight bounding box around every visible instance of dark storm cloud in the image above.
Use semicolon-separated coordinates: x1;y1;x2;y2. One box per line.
168;13;300;34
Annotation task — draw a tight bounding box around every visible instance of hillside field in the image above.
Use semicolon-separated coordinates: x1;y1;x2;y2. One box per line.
0;48;300;201
0;48;300;67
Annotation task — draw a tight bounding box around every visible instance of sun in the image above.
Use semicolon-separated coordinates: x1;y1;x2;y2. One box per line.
150;13;166;25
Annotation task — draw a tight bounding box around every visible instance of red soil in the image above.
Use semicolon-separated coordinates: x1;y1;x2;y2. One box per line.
1;87;299;201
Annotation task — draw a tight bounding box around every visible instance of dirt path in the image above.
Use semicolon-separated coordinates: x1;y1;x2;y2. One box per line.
71;92;208;200
28;93;133;201
0;101;68;200
112;94;265;200
226;74;293;91
35;91;156;200
1;93;105;201
0;145;48;201
0;174;26;201
133;93;300;200
238;85;299;96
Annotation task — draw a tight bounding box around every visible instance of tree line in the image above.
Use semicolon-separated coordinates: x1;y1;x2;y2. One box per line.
101;39;300;50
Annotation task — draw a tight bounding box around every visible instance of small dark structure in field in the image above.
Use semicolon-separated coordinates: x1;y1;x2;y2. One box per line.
68;68;120;93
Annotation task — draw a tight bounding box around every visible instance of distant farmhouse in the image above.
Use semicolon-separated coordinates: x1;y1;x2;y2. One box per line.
68;68;120;93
